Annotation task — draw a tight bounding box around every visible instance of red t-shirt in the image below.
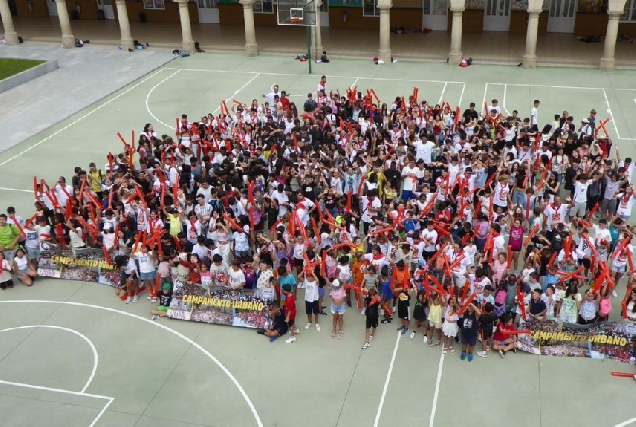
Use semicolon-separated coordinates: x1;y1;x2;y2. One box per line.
493;323;514;342
284;295;297;320
280;97;290;111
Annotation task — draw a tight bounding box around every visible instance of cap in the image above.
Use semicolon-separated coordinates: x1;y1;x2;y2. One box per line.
162;282;172;290
331;278;341;288
582;118;589;124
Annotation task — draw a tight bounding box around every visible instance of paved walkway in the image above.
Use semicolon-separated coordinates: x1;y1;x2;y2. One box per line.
0;44;174;153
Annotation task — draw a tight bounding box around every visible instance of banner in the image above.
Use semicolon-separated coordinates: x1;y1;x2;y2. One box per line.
167;281;275;329
517;319;636;364
37;247;120;287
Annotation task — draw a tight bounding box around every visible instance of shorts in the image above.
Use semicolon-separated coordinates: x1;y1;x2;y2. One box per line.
428;320;442;329
318;287;325;299
18;268;28;275
287;318;295;328
454;274;467;288
26;246;40;260
366;316;379;329
294;258;304;267
481;326;493;340
305;300;320;315
600;198;617;215
442;321;459;337
461;330;478;346
569;202;586;218
157;305;168;313
397;305;410;320
331;303;346;315
495;340;508;347
578;258;591;270
613;263;627;274
140;271;157;281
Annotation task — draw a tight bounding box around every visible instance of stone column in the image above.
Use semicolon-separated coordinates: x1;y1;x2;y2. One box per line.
176;0;195;54
377;0;392;64
240;0;258;56
600;2;626;71
115;0;134;51
522;0;542;69
448;0;465;66
314;0;323;58
56;0;75;49
0;0;19;45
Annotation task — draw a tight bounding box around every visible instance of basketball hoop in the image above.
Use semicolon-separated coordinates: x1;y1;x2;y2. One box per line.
290;7;304;22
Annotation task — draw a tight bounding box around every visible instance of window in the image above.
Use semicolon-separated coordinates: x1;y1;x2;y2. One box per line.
622;0;636;22
254;0;274;13
363;0;380;16
144;0;164;9
198;0;218;8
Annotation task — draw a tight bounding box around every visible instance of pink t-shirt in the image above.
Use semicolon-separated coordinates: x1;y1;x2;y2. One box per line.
599;298;612;316
509;226;524;251
330;285;346;300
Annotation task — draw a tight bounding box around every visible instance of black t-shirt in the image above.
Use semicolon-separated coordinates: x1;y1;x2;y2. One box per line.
273;312;289;333
462;312;479;335
366;296;380;318
384;169;400;189
303;99;317;113
159;292;172;307
463;108;478;123
479;312;496;330
301;182;317;201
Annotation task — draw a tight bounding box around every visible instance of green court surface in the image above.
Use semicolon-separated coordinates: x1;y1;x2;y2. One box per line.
1;55;636;427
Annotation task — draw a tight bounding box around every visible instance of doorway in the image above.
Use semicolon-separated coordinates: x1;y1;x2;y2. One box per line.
483;0;511;31
547;0;576;33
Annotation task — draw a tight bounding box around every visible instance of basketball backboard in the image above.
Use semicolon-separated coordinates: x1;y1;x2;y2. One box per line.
276;0;318;26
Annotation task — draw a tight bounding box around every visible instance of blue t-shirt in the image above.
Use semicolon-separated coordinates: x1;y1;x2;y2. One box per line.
279;274;297;301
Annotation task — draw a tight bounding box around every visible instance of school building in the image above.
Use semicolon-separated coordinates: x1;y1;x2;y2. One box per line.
0;0;634;70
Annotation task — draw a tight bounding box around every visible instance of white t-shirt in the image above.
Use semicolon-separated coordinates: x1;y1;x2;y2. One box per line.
493;182;509;207
228;268;246;289
573;180;591;204
414;140;435;164
304;278;319;302
401;166;418;191
530;107;538;126
617;194;636;217
135;251;156;273
420;229;438;252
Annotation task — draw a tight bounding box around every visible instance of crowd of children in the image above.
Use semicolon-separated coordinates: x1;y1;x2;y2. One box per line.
1;77;635;362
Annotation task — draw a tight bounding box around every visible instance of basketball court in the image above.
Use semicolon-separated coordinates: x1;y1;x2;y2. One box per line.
2;14;636;425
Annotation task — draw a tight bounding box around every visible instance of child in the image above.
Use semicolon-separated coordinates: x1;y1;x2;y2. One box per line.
257;301;288;343
442;296;460;354
492;313;517;358
427;293;443;346
330;278;346;339
514;285;531;326
396;288;410;335
151;282;173;320
380;272;393;324
477;302;496;358
410;290;428;340
336;256;352;307
279;266;297;301
282;284;299;343
302;269;321;331
362;288;380;349
460;302;482;362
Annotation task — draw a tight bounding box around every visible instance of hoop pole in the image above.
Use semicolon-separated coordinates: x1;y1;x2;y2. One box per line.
306;25;312;74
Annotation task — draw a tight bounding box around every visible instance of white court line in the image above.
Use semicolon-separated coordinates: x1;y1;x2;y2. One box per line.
350;77;360;88
372;331;401;427
0;380;114;427
0;186;33;193
212;73;262;115
458;83;466;107
602;88;636;141
428;350;446;427
615;417;636;427
487;82;603;90
438;82;447;105
0;325;98;394
0;299;264;427
481;83;489;115
163;67;464;84
502;84;511;116
0;68;166;169
145;69;182;130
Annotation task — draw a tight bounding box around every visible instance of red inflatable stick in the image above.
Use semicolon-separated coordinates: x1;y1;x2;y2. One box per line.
516;285;527;320
524;224;540;247
457;293;477;315
611;371;635;378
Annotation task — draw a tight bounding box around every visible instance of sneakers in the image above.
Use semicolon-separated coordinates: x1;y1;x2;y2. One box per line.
346;301;352;307
151;315;159;321
477;351;487;358
320;311;327;316
409;331;416;339
125;297;132;304
305;323;312;330
468;353;474;362
132;296;138;303
361;308;366;315
370;335;374;341
315;324;321;332
499;350;506;358
362;342;371;349
401;328;408;335
269;337;278;343
297;283;305;289
150;298;157;303
285;336;297;344
381;319;389;324
423;336;428;343
460;352;466;360
612;290;618;298
396;326;404;332
294;328;300;334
